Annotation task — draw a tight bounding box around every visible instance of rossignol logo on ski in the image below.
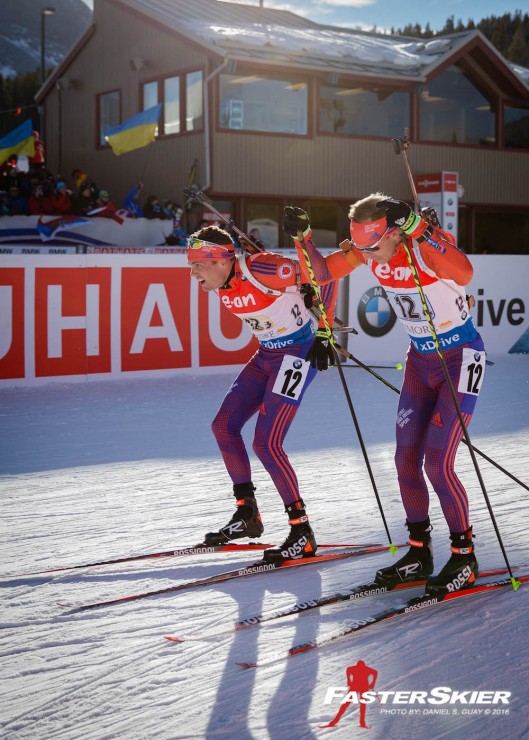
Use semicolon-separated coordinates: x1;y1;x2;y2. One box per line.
405;597;439;612
238;597;320;628
348;585;388;599
237;563;276;576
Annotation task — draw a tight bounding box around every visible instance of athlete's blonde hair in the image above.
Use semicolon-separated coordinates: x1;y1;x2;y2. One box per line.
348;192;388;223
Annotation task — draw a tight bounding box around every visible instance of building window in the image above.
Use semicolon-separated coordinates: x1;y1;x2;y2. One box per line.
504;105;529;149
474;209;529;255
246;202;280;249
164;76;180;135
419;65;495;146
186;70;203;131
143;81;158;110
219;74;308;135
319;85;409;137
142;70;203;136
98;90;120;146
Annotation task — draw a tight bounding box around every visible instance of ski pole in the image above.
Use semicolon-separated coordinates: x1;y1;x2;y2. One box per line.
183;188;262;254
391;132;520;589
391;130;421;210
297;228;398;555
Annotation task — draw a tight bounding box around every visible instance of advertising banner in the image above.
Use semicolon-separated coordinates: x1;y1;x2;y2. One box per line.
346;255;528;362
0;254;527;386
0;254;257;385
0;215;173;249
415;171;459;241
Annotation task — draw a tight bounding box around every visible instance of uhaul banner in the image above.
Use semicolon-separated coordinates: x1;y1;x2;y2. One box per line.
0;254;257;385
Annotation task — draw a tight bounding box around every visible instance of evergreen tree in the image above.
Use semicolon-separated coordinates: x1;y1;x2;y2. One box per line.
394;11;529;67
0;71;40;137
442;16;456;34
507;23;529;66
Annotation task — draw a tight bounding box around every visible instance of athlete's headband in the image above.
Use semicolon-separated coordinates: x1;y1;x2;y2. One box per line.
187;236;235;261
350;217;396;252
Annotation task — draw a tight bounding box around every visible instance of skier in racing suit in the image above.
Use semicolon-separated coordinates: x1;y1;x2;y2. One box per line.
188;225;337;563
283;197;485;594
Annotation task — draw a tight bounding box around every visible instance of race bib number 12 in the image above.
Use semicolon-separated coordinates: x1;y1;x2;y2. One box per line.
458;348;486;396
272;355;311;402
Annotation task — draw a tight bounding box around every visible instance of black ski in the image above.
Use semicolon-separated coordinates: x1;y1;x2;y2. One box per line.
15;541;378;577
59;543;400;611
237;572;528;668
164;567;512;643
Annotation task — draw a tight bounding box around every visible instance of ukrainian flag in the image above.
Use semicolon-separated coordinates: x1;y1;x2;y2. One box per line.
0;119;35;165
105;103;162;156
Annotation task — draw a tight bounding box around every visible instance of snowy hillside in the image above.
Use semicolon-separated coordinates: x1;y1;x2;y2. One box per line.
1;0;91;78
1;354;528;739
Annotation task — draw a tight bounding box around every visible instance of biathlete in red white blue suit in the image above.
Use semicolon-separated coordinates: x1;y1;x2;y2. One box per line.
284;196;486;594
187;225;338;563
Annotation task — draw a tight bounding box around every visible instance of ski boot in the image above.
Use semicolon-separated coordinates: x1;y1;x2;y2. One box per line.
204;483;263;546
375;518;434;586
426;527;478;595
263;499;317;564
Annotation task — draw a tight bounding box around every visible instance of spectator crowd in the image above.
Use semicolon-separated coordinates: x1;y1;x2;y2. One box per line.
0;161;189;245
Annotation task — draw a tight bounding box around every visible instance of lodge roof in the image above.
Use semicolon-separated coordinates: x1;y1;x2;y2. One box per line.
126;0;529;89
38;0;529;100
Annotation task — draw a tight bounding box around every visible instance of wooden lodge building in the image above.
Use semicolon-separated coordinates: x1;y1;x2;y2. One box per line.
37;0;529;253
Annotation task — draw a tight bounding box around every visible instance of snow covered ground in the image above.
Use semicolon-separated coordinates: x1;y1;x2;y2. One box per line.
1;353;528;739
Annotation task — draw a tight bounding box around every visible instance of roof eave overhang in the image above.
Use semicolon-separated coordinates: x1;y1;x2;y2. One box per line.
36;23;97;103
420;30;529;99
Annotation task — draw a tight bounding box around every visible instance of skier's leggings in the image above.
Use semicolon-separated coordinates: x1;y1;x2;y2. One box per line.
212;344;317;506
395;337;486;534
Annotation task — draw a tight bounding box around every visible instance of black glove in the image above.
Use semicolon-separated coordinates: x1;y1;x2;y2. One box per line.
283;206;310;238
306;331;336;371
301;284;316;309
376;198;421;234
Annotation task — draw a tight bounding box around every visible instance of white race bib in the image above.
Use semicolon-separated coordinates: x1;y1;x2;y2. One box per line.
272;355;311;401
458;348;486;396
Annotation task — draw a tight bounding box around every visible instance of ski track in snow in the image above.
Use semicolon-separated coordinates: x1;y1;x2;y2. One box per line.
0;354;528;739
